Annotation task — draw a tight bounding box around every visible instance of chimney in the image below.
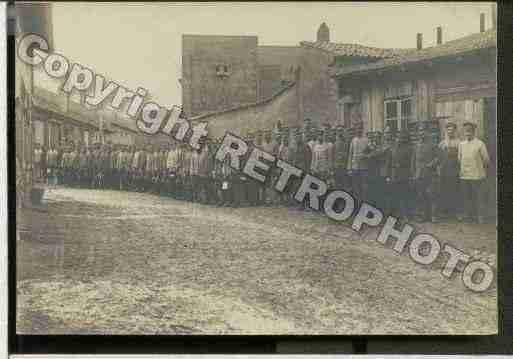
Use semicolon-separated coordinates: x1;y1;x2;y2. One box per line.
436;26;442;45
317;22;330;42
480;13;485;32
417;33;423;50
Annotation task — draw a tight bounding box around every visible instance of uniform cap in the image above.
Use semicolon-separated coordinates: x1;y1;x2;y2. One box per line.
463;121;476;129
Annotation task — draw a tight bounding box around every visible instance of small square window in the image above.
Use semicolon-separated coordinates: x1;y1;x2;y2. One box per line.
216;64;229;77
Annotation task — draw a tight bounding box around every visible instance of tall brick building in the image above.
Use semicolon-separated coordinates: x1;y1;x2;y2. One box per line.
183;23;411;136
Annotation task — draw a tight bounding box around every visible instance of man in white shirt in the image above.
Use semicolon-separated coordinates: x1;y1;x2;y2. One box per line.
312;127;332;180
458;122;490;224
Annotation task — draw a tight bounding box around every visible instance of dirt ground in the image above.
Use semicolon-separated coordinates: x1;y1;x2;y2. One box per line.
16;186;497;335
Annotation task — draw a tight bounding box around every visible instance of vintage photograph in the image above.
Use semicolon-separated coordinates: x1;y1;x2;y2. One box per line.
15;2;497;335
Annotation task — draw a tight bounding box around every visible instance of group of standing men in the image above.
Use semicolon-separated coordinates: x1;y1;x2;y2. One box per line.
34;118;491;223
340;120;491;224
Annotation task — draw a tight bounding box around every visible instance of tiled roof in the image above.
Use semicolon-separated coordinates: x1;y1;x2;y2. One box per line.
300;41;413;59
334;29;496;77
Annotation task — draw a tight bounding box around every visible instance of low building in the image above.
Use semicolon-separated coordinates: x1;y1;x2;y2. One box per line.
332;23;497;216
332;26;496;146
15;2;54;205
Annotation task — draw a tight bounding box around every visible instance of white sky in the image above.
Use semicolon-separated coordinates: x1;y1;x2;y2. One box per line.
51;2;495;108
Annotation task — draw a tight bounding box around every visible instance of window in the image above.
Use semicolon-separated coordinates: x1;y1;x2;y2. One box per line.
216;64;230;78
384;97;413;131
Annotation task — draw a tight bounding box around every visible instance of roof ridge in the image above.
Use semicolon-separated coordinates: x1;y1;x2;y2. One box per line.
334;29;496;77
419;28;496;50
300;40;413;51
191;81;296;121
299;40;412;59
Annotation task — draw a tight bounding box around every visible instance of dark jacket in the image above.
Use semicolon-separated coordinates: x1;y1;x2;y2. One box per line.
391;142;412;182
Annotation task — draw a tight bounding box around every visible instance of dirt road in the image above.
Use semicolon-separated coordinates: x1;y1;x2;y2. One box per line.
17;187;497;334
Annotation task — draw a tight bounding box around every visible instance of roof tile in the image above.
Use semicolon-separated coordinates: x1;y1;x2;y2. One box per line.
334;29;496;77
300;40;413;59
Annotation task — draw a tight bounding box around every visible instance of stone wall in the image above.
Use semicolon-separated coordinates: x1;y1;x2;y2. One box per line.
298;47;338;126
192;84;300;139
257;46;301;101
181;35;259;118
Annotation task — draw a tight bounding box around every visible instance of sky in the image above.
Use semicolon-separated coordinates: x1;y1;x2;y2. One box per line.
51;2;495;108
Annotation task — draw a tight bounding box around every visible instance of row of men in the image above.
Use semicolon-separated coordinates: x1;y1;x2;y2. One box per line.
33;120;491;223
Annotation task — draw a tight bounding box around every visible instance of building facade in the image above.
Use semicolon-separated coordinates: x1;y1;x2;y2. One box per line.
15;2;54;206
185;23;409;135
333;28;496;142
333;25;497;216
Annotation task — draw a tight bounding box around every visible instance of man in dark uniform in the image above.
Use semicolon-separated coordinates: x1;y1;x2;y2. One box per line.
210;138;223;205
262;129;276;206
174;143;185;199
77;144;89;188
166;142;179;198
291;128;307;172
90;142;102;188
55;142;65;185
152;145;162;194
293;127;310;209
107;144;117;190
245;131;259;206
58;144;68;185
46;144;59;186
202;137;216;204
100;144;111;189
159;146;168;195
132;145;146;192
69;143;79;186
283;127;297;205
411;122;438;222
70;143;81;187
254;130;264;206
40;144;48;183
127;145;136;191
437;122;460;219
390;130;413;220
179;143;192;200
189;143;201;202
333;125;350;191
366;130;382;207
377;126;396;215
116;145;125;190
232;130;250;207
144;144;154;193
